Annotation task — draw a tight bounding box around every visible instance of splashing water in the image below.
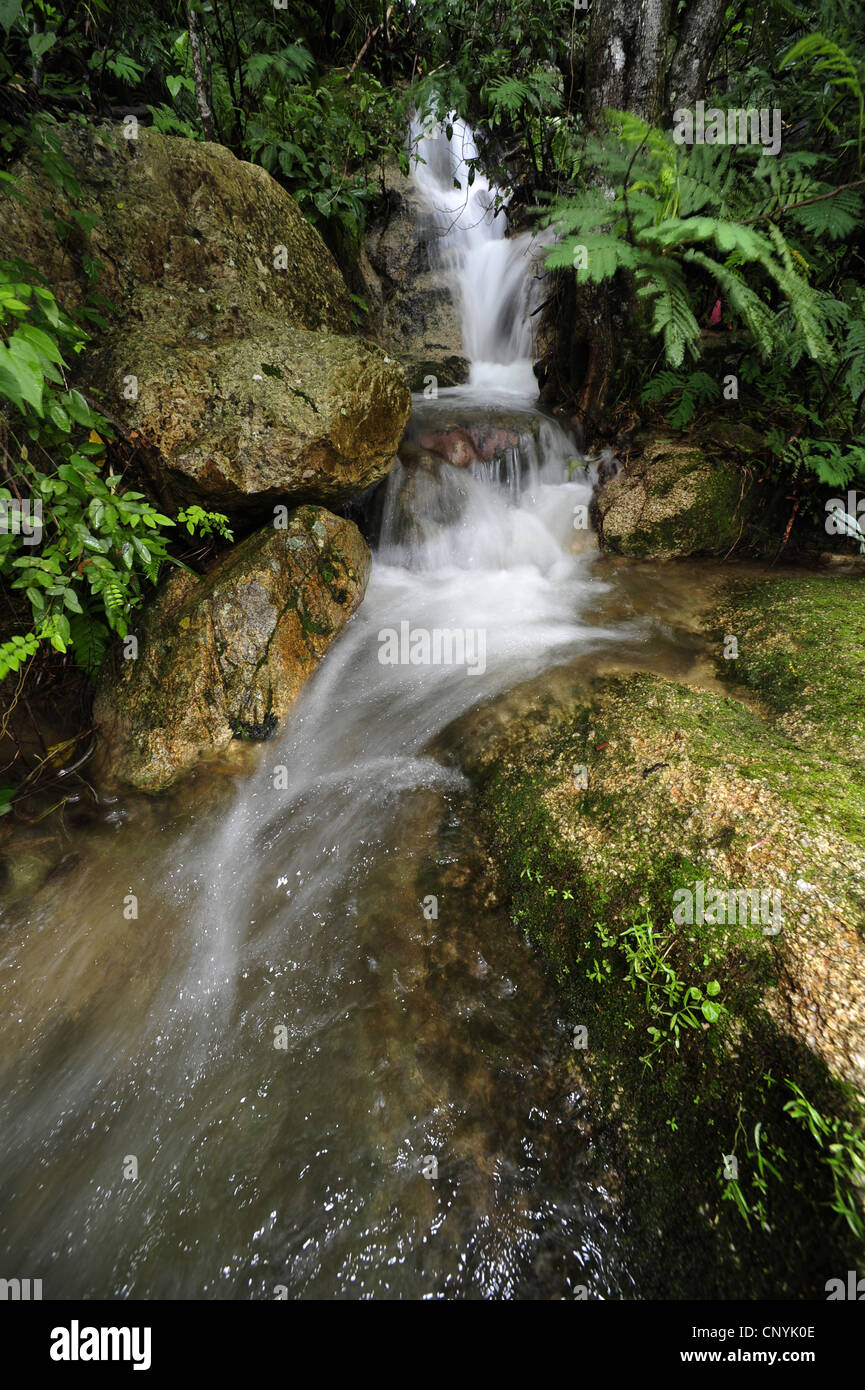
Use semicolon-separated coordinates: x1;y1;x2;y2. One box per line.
0;118;668;1301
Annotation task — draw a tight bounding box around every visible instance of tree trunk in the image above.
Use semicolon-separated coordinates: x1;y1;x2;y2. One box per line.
666;0;730;111
585;0;674;123
186;4;215;143
555;0;727;436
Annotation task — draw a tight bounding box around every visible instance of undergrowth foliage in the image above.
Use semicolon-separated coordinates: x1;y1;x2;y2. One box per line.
537;18;865;499
540;109;856;373
0;119;229;690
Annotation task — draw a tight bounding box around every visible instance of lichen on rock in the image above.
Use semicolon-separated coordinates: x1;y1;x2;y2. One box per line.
0;124;411;514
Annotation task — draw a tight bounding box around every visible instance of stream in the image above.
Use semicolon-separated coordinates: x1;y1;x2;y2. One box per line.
0;117;728;1300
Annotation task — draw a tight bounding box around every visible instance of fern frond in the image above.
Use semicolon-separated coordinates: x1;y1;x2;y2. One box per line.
636;262;701;367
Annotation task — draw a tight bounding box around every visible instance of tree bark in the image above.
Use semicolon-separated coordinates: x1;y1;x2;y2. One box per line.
557;0;727;436
585;0;675;123
666;0;730;111
186;4;215;143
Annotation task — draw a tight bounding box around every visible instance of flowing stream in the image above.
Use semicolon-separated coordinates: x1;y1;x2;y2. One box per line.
0;119;719;1299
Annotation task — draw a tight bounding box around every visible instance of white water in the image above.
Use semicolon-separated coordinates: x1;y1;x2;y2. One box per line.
0;119;650;1299
411;113;545;394
177;111;620;1020
181;428;620;1022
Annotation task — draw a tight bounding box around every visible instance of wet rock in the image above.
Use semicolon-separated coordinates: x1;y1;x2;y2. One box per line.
363;164;469;388
0;846;58;904
415;427;481;469
0;125;410;513
399;405;544;473
380;456;472;550
92;506;370;792
100;324;410;515
406;356;471;392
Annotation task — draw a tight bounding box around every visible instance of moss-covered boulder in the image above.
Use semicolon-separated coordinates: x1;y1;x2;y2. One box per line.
100;323;409;513
594;435;753;558
0;124;351;331
0;124;410;513
92;506;370;792
438;572;865;1293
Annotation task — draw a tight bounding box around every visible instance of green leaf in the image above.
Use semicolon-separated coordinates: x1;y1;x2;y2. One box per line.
14;323;65;365
62;389;94;426
47;401;71;432
0;1;23;33
28;30;57;63
0;340;44;413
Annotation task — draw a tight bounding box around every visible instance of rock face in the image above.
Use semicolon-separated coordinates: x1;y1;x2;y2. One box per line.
594;435;753;558
92;506;370;792
108;326;409;513
0;125;410;513
363;165;470;391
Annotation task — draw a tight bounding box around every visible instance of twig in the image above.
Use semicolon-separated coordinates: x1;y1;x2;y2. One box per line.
740;177;865;226
348;4;395;76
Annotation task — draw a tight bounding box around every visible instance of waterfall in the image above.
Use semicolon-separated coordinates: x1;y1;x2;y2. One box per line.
0;116;651;1301
410;113;544;395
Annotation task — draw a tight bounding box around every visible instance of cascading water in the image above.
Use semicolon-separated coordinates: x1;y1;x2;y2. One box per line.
0;118;665;1299
410;113;545;395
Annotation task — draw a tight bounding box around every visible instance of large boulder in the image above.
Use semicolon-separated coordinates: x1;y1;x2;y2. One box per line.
594;435;754;558
0;125;410;513
92;506;370;792
101;324;409;513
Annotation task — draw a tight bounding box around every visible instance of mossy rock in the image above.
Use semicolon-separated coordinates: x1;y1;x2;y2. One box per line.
595;435;754;558
362;162;468;381
0;124;351;331
91;321;410;515
406;356;471;392
439;637;865;1293
0;124;410;512
709;574;865;768
92;505;370;792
